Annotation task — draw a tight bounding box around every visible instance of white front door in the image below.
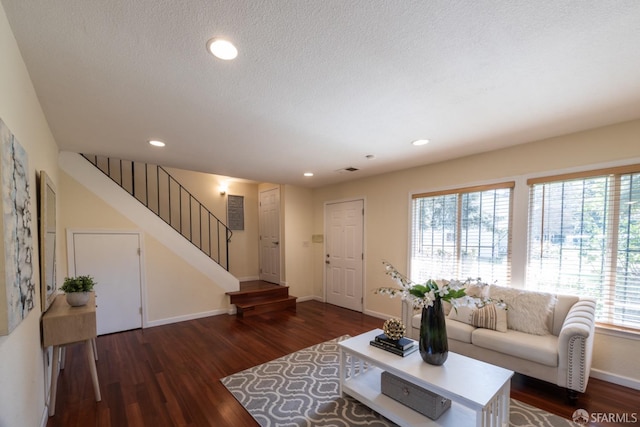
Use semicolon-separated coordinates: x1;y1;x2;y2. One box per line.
68;231;143;335
325;200;364;312
259;188;281;284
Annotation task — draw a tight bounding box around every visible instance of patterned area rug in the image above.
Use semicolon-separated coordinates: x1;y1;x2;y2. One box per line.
221;336;578;427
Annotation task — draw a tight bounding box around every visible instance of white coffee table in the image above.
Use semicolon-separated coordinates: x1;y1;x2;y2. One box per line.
338;329;513;427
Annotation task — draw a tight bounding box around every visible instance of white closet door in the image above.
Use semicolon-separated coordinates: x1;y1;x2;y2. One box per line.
69;231;143;335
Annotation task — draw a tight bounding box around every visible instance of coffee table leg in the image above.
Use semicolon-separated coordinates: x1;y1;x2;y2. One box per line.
339;348;345;396
500;382;510;426
481;382;510;427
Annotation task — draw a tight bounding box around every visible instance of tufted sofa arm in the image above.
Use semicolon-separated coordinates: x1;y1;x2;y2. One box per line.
557;298;597;394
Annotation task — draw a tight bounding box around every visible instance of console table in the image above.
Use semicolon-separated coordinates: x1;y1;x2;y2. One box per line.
339;329;513;427
42;292;101;416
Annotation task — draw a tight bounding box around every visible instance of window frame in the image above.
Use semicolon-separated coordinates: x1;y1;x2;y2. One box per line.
526;163;640;331
410;181;515;285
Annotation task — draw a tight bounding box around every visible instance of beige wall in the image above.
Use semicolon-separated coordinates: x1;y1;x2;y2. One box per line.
311;119;640;387
165;168;260;280
0;2;60;425
283;184;314;298
58;170;233;323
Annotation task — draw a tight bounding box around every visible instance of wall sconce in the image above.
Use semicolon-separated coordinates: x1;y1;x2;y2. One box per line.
219;183;228;196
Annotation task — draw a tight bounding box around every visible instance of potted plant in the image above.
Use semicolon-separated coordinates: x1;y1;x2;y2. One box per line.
60;275;96;306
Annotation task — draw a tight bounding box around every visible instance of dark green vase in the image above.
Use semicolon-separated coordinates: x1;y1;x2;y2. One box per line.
419;298;448;365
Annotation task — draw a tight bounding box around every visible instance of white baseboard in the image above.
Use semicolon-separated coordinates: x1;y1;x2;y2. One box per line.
590;368;640;391
295;295;317;302
363;309;392;320
238;276;260;282
145;309;228;328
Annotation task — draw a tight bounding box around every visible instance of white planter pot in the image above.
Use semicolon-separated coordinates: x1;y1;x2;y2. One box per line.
66;292;90;307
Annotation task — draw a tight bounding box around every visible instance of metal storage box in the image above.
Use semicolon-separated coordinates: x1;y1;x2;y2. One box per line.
380;371;451;420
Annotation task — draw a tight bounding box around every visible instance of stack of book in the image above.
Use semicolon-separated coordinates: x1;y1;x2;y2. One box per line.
370;333;418;357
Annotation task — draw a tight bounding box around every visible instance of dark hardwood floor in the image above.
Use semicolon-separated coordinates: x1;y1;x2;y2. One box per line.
46;300;639;427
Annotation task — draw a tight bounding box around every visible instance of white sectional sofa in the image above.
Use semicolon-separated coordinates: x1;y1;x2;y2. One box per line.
401;284;597;400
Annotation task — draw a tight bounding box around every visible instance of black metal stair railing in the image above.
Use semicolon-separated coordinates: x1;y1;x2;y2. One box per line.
81;154;232;271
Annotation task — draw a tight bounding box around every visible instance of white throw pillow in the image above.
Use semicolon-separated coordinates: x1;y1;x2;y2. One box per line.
448;303;508;333
488;285;556;335
444;283;490;315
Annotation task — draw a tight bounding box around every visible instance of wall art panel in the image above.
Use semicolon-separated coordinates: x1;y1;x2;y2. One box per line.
0;118;35;335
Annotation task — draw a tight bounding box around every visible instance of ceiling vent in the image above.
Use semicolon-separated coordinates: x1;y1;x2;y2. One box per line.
335;167;360;174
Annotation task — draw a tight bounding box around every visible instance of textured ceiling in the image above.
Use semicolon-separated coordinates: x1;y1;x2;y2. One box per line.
3;0;640;187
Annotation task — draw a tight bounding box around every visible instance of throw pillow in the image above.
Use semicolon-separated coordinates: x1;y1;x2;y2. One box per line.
488;285;556;335
444;283;490;315
448;303;508;332
465;282;490;299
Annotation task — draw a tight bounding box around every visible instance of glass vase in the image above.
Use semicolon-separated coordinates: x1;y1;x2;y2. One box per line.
419;297;448;365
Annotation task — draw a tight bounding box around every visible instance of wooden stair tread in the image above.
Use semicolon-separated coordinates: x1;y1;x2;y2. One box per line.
226;286;287;297
234;295;297;309
226;286;289;297
227;286;290;306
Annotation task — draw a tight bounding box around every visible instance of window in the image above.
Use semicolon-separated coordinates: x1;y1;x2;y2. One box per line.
410;182;514;285
527;165;640;330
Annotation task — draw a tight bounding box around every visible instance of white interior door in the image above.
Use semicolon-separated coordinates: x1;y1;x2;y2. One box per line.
259;188;281;284
69;231;143;335
325;200;364;312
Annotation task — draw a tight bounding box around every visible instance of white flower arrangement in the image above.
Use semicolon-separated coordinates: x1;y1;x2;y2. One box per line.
375;261;490;310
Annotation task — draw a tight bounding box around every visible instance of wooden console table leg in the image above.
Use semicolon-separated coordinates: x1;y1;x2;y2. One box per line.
92;337;98;361
86;339;101;401
60;346;66;370
48;345;60;416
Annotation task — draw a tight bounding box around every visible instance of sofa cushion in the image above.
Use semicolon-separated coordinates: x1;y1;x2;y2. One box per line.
410;311;421;332
443;282;489;316
471;328;559;367
488;285;556;335
445;317;476;343
448;303;507;332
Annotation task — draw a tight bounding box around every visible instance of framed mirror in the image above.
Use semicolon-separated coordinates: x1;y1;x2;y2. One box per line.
38;170;57;312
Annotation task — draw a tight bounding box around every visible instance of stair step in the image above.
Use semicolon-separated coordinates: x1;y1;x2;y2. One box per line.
234;296;297;317
227;286;290;305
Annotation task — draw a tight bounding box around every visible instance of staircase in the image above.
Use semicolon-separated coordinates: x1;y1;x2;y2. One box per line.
80;154;232;270
227;281;297;317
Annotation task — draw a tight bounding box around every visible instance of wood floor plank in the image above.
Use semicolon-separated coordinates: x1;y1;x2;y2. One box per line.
46;300;639;427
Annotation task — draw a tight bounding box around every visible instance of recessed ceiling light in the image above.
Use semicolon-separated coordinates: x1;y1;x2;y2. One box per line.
304;172;314;177
149;140;165;147
207;38;238;60
412;139;430;146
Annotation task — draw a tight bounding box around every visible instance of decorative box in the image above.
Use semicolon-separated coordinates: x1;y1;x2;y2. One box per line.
380;371;451;420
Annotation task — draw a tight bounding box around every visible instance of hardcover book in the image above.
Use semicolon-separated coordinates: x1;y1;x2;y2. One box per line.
370;340;418;357
375;333;415;350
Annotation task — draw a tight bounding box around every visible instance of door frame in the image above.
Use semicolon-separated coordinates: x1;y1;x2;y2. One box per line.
323;197;366;310
66;229;148;328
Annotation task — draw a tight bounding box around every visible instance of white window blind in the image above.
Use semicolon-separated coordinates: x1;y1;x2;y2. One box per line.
411;182;513;285
527;165;640;330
